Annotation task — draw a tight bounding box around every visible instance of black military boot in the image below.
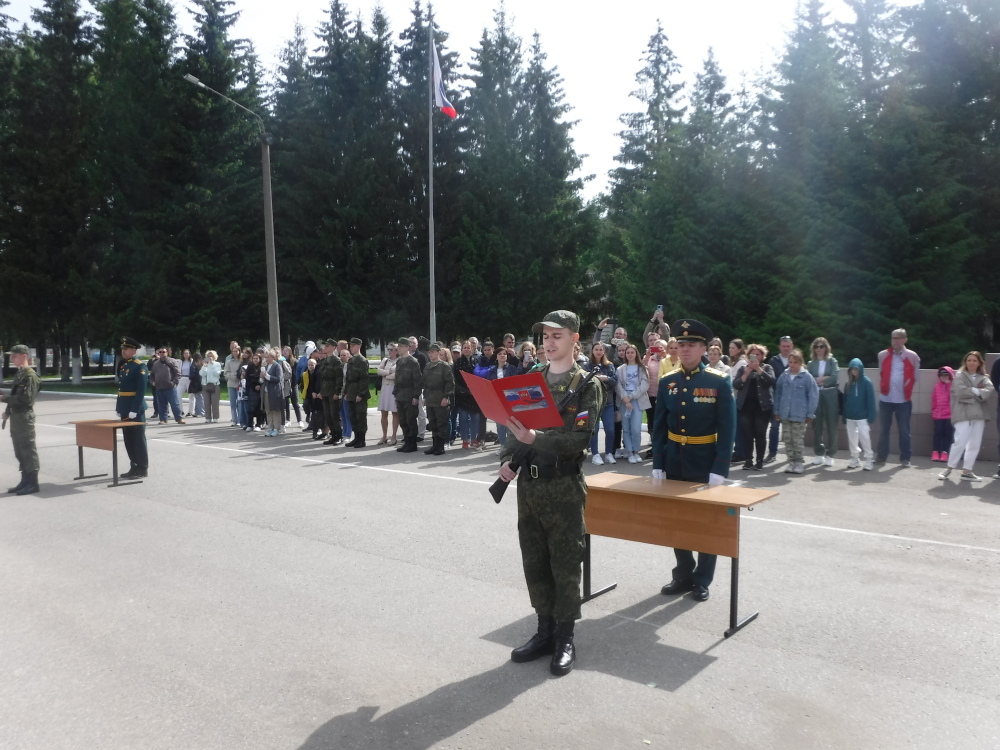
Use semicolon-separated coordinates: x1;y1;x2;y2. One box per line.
8;472;27;494
550;621;576;676
510;614;555;663
351;434;366;448
16;471;39;496
430;438;446;456
423;437;438;455
400;438;418;453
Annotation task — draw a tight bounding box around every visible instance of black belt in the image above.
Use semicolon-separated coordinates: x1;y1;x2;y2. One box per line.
525;462;581;481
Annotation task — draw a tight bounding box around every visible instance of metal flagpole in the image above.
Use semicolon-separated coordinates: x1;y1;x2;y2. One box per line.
427;21;437;344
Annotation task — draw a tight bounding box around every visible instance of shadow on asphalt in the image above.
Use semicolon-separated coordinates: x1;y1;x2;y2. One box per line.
295;595;716;750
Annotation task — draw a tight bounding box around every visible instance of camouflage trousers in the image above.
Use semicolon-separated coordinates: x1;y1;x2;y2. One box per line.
350;398;368;437
9;411;39;473
322;397;342;438
426;405;450;442
516;473;587;622
398;400;419;441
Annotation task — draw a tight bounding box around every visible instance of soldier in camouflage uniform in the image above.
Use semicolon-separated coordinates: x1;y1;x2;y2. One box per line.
393;337;423;453
317;339;344;446
343;337;370;448
500;310;603;676
2;344;42;495
422;343;455;456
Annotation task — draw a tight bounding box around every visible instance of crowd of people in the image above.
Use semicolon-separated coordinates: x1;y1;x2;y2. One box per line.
138;316;999;481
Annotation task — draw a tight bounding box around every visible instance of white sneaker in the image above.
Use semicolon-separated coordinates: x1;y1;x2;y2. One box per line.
847;458;860;469
615;448;627;459
863;460;873;471
960;471;982;481
604;453;616;465
592;453;605;465
938;468;951;480
252;426;261;432
811;456;825;466
823;456;835;467
784;463;796;474
298;420;306;428
628;454;641;464
794;463;805;474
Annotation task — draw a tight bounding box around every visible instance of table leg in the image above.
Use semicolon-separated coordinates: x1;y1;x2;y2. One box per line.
73;445;108;481
581;534;617;603
724;556;758;638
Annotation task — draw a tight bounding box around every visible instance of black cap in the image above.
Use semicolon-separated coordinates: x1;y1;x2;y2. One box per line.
672;319;713;343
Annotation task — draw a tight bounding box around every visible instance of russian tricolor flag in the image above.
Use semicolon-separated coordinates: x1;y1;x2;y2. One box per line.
432;41;457;119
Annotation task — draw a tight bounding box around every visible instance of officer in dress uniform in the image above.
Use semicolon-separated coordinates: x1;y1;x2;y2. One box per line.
116;336;149;479
651;319;736;602
343;337;370;448
500;310;603;676
2;344;42;495
393;337;423;453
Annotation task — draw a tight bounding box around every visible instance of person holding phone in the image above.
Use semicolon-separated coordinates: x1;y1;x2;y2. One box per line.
732;344;776;470
643;306;671;344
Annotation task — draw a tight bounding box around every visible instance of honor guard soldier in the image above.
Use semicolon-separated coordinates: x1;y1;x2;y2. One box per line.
317;339;344;446
344;338;370;448
3;344;42;495
651;319;736;601
393;337;423;453
500;310;603;676
422;343;455;456
116;336;150;479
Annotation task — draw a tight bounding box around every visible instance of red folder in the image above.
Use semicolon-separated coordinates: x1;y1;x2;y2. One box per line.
460;371;564;429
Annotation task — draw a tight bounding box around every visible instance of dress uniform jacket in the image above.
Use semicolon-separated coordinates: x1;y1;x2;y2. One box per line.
116;357;149;417
651;362;735;482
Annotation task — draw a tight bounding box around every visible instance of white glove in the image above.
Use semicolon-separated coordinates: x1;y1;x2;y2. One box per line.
971;387;981;397
651;469;665;480
128;412;137;419
708;473;725;487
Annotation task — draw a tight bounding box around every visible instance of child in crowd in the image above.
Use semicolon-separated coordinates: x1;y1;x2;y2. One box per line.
931;367;954;462
773;349;819;474
841;358;877;470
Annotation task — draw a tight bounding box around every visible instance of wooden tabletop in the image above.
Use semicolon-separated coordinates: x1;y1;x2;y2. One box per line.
586;473;778;509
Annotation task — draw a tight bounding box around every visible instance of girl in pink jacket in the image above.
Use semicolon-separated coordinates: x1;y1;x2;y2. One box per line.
931;367;954;461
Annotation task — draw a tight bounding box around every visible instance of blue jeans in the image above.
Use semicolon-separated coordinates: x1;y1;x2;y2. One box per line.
933;418;954;454
341;399;353;438
458;408;480;442
228;387;239;424
497;424;509;447
590;402;616;455
620;403;643;454
768;418;781;455
154;388;182;421
449;408;460;442
877;400;912;461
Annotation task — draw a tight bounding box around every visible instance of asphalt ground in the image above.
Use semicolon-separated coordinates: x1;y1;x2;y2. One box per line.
1;394;998;750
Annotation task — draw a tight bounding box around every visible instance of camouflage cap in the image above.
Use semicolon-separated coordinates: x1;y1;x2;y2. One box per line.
428;342;443;352
349;337;363;346
322;338;338;347
8;344;29;355
532;310;580;334
396;337;411;347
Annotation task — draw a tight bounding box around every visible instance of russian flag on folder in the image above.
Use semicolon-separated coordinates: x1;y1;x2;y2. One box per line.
432;41;457;119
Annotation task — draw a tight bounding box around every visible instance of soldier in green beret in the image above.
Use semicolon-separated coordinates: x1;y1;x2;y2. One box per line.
500;310;604;676
116;336;149;478
3;345;42;495
422;343;455;456
393;337;423;453
344;337;371;448
317;339;344;446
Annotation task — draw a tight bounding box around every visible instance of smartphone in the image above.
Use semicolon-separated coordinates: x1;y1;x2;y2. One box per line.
656;304;663;313
749;354;758;363
650;346;663;355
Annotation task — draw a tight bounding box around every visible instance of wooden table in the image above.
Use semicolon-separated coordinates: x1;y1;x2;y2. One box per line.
584;474;777;637
69;420;146;487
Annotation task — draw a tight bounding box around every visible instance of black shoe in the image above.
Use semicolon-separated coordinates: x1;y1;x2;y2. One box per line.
312;433;323;440
754;462;763;471
643;448;653;460
660;579;694;596
550;622;576;676
129;469;148;479
511;615;555;663
15;471;39;495
351;438;366;448
424;442;437;454
415;436;424;443
692;584;710;602
322;436;338;445
8;472;27;494
400;440;418;453
764;453;776;464
431;438;446;456
742;462;753;470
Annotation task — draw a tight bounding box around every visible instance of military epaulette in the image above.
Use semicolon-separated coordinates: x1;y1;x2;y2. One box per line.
702;367;727;378
661;367;683;378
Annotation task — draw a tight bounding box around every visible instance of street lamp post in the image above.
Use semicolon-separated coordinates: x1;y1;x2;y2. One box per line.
183;73;281;349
